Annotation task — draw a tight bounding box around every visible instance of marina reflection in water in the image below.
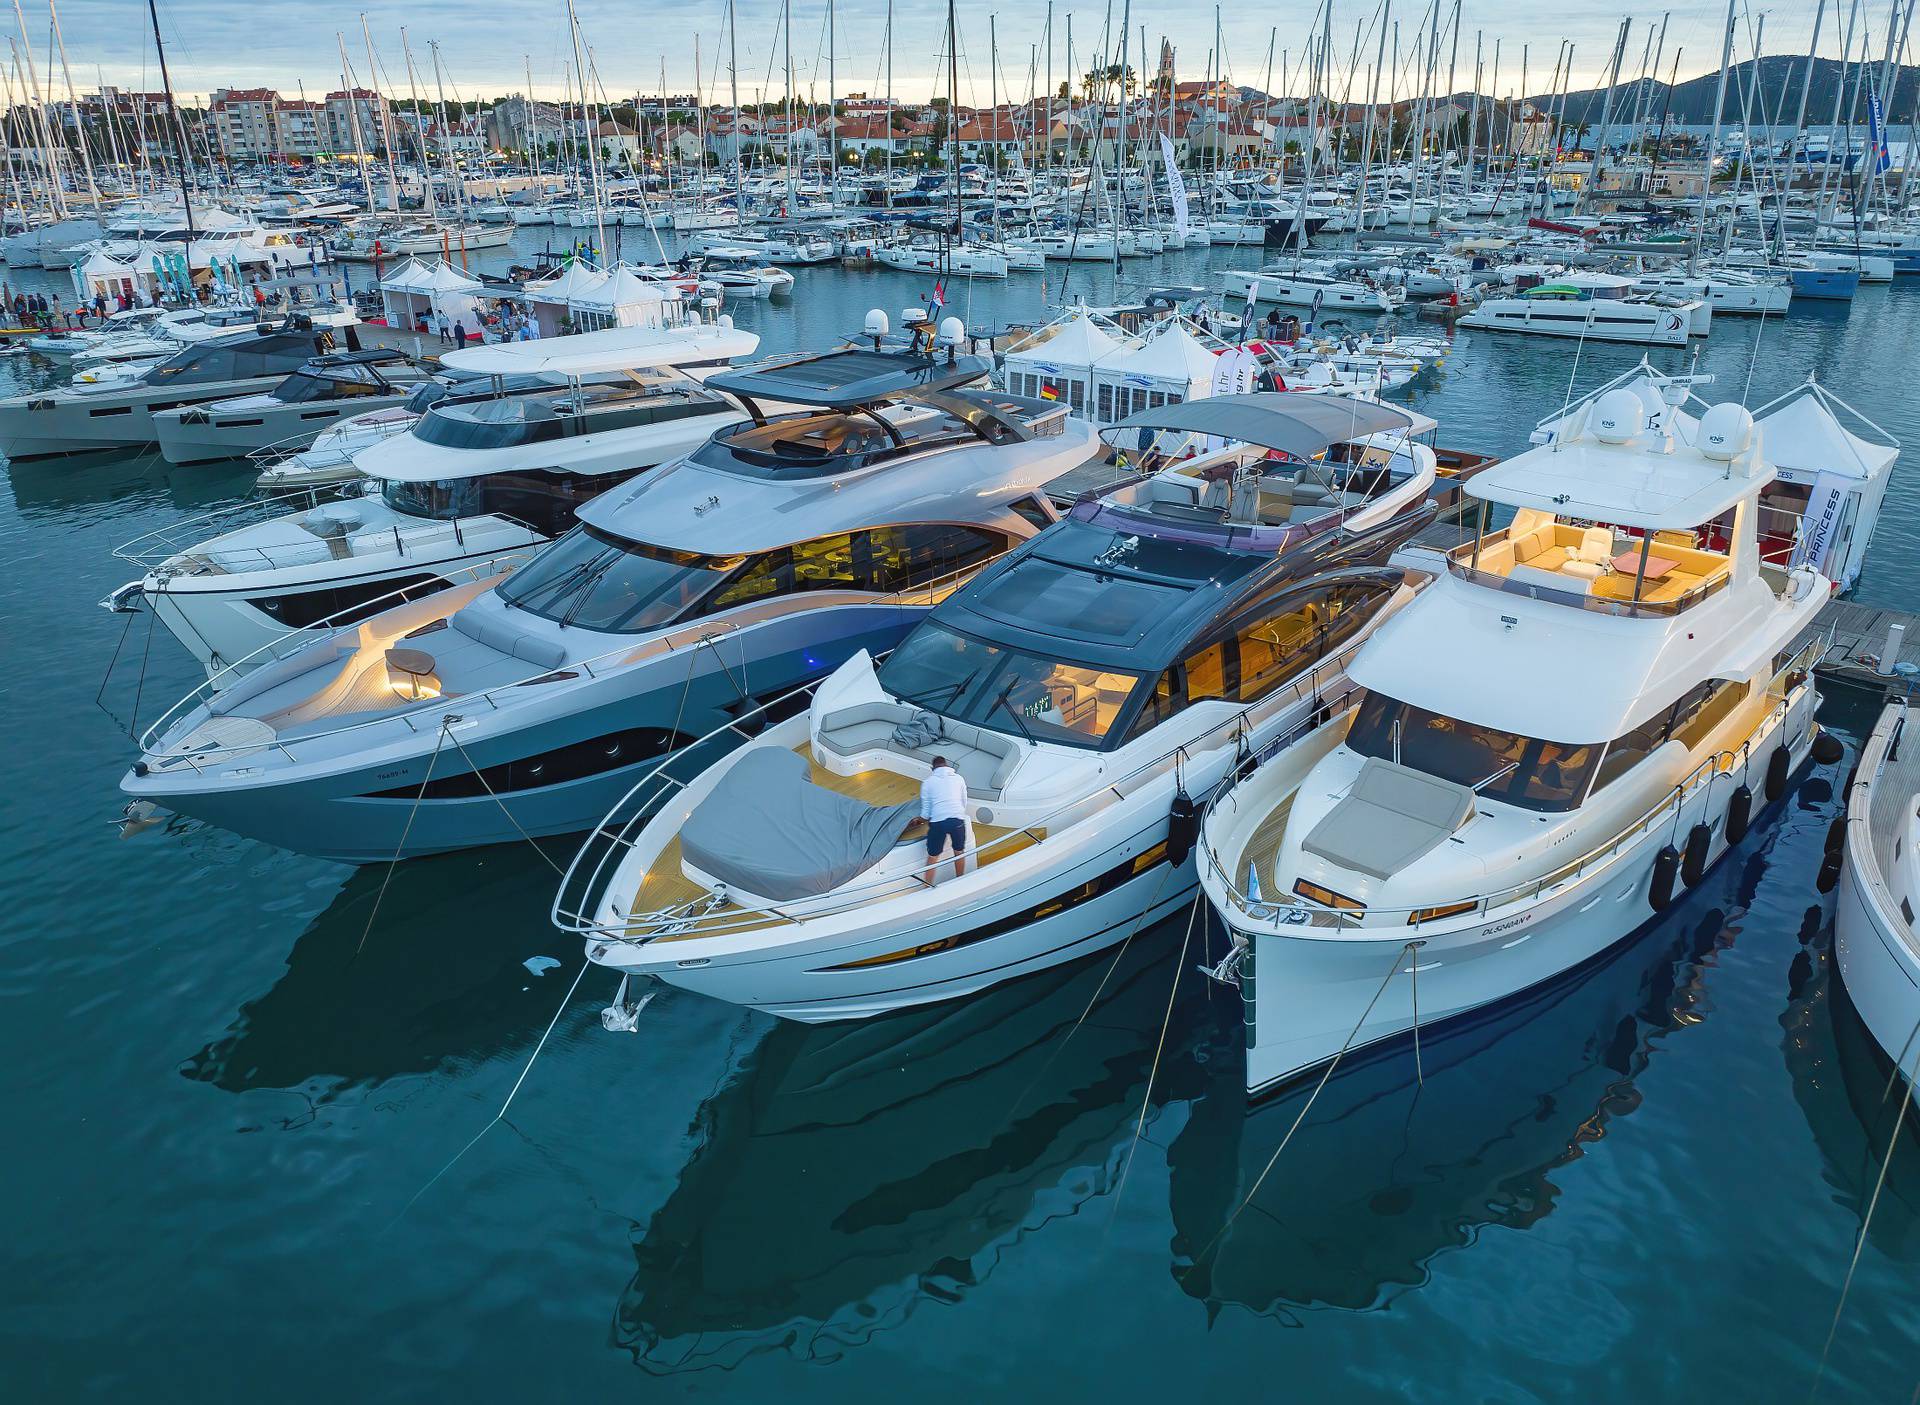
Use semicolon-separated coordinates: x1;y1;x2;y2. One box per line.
4;236;1920;1400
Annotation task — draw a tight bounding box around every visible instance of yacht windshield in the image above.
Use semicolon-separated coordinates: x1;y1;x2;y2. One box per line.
381;477;482;521
275;364;389;403
878;622;1145;750
1346;691;1601;812
495;524;741;633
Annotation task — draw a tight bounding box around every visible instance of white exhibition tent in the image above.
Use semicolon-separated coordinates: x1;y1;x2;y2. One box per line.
1001;311;1128;417
1092;320;1222;425
378;257;486;334
524;261;683;335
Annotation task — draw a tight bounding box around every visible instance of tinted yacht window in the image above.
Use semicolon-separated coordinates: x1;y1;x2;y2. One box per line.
496;524;743;632
878;622;1144;750
1347;692;1601;812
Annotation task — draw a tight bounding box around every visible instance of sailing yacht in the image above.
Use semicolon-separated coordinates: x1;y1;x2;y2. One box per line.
1218;264;1405;315
122;332;1095;861
1197;376;1832;1098
556;393;1439;1021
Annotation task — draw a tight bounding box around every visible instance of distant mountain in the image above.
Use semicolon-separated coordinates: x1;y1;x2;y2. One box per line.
1525;56;1920;128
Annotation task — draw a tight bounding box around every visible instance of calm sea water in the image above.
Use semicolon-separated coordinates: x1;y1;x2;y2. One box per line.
3;231;1918;1402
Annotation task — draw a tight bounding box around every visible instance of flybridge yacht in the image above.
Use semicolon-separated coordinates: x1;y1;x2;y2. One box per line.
114;321;761;686
1457;273;1707;346
1630;266;1793;316
152;349;433;466
0;318;360;461
122;335;1096;862
1197;377;1832;1099
557;393;1440;1022
1833;704;1920;1091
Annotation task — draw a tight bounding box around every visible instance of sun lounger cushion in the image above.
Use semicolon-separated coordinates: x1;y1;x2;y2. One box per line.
680;747;919;901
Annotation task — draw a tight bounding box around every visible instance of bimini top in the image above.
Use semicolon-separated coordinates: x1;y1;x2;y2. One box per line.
1113;391;1412;459
440;321;759;378
704;346;993;411
1468;390;1773;532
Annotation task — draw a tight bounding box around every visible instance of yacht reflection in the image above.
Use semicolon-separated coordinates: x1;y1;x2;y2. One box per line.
1782;913;1920;1262
611;917;1206;1372
180;848;566;1097
1171;894;1743;1316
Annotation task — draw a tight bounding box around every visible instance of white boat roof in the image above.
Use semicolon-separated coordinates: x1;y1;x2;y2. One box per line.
441;322;759;377
1470;410;1769;531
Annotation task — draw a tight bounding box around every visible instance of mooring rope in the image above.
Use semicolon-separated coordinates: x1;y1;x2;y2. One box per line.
1183;939;1414;1276
1108;890;1203;1229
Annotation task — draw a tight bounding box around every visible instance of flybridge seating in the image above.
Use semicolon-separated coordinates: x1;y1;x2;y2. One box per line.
691;345;1069;479
1457;509;1735;611
1091;392;1430;535
1449;386;1779;617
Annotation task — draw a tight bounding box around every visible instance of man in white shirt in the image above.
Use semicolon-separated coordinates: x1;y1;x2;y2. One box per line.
919;756;970;886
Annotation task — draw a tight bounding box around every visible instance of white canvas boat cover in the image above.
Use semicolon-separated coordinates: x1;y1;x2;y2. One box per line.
679;748;919;902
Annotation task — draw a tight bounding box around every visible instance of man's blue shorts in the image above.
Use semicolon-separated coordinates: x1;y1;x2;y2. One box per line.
924;817;966;856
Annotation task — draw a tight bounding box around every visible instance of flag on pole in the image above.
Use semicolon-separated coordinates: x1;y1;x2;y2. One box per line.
1868;86;1893;173
929;278;947;309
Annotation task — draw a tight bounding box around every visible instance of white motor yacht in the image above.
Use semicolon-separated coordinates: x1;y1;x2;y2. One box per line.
113;322;759;685
1459;274;1705;345
1198;377;1833;1099
1631;267;1794;316
122;333;1094;861
1834;704;1920;1090
558;392;1441;1021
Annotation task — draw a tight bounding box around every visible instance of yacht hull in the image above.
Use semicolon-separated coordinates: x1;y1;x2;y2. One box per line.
596;674;1353;1021
124;606;922;863
0;375;296;460
1834;706;1920;1086
1236;693;1817;1099
153;390;415;467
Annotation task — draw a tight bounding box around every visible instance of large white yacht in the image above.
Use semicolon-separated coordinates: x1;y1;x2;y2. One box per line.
557;393;1441;1022
1197;376;1833;1099
1833;704;1920;1090
1218;265;1404;315
1458;274;1706;346
112;322;760;686
122;336;1095;862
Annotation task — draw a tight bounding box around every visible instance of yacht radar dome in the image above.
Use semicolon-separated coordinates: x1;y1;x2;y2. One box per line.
937;316;965;347
1697;403;1756;462
864;308;890;339
1591;389;1647;444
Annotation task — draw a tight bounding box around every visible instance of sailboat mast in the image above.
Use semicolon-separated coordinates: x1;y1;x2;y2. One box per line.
142;0;190;240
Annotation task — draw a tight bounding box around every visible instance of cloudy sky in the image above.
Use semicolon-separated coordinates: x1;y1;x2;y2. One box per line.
27;0;1873;105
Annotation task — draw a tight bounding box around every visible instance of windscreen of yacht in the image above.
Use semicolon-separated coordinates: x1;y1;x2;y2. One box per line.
1346;691;1602;812
878;622;1146;749
274;362;397;402
495;524;744;632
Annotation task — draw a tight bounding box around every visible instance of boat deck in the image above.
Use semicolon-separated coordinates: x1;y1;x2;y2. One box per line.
628;744;1041;940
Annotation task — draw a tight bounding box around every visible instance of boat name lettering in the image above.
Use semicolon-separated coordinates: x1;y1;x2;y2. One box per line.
1482;912;1534;938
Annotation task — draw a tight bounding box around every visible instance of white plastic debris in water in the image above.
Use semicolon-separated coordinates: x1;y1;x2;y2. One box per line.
522;956;562;976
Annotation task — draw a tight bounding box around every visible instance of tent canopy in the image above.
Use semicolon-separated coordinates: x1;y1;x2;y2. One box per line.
1094;321;1218;390
1003;311;1126;371
1751;380;1898;482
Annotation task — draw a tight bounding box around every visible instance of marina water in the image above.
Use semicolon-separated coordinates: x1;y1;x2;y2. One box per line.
4;232;1919;1400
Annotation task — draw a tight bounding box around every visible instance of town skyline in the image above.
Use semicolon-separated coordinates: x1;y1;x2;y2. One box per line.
26;0;1892;110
